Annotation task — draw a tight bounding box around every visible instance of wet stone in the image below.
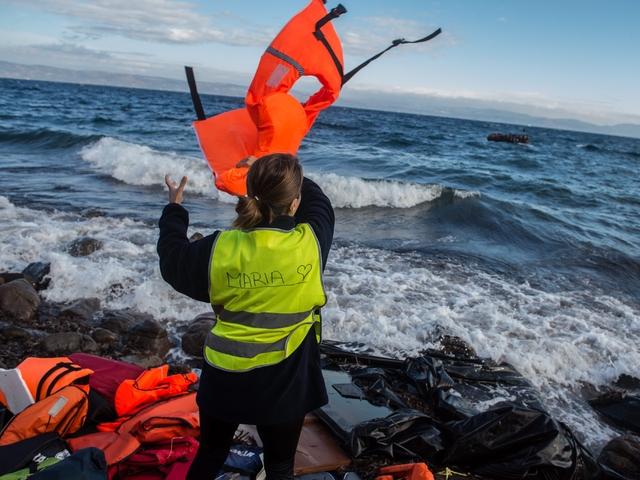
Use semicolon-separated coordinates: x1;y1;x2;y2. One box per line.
42;332;100;355
65;236;103;257
21;262;51;290
100;310;150;334
92;327;119;344
182;312;216;357
598;434;640;479
122;319;175;358
2;326;48;342
60;298;101;322
0;273;36;288
120;354;164;368
0;279;41;321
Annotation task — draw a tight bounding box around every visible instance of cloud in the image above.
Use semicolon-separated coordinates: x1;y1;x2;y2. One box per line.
8;0;275;46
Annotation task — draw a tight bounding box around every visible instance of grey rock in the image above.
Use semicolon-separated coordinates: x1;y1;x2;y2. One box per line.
92;327;119;344
42;332;100;354
122;319;175;358
0;273;36;288
21;262;51;290
189;232;204;242
60;298;101;322
2;326;47;342
65;236;103;257
598;434;640;479
100;310;152;334
182;312;216;357
119;354;164;368
2;325;34;340
439;335;477;358
0;279;41;321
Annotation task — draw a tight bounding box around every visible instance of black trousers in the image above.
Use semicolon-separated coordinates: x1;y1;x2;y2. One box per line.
186;409;305;480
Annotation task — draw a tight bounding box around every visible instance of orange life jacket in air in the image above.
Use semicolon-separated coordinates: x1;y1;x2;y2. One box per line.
191;0;345;196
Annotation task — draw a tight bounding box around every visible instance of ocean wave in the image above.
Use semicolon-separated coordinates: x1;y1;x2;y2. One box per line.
307;172;445;208
0;128;102;150
80;137;236;204
577;143;640;159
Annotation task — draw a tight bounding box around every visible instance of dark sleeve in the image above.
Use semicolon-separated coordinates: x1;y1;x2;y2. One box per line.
295;177;335;269
157;203;218;303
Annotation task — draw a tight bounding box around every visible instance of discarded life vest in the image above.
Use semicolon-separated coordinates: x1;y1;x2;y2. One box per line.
97;365;197;432
15;357;93;403
113;365;197;417
190;0;345;196
66;353;145;406
68;392;200;467
376;463;435;480
0;385;89;447
186;1;441;197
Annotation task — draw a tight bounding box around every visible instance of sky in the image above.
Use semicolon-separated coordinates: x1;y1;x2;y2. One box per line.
1;0;639;126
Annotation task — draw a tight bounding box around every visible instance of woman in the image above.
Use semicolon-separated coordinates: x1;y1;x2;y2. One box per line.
157;153;334;480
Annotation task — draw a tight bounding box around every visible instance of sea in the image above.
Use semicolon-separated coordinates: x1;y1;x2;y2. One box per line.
1;77;639;455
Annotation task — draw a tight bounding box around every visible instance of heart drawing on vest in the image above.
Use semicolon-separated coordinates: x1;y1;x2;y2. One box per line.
297;264;312;281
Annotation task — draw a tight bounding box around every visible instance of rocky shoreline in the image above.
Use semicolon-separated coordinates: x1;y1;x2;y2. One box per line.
0;259;211;372
2;258;640;479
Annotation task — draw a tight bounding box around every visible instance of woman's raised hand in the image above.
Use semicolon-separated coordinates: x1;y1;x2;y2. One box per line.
165;174;188;204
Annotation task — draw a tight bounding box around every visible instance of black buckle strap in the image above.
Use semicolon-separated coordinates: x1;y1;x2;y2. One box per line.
313;4;347;79
342;27;442;87
35;362;85;401
185;66;206;121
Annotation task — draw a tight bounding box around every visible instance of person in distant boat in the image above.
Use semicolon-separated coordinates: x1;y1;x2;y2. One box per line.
158;153;334;480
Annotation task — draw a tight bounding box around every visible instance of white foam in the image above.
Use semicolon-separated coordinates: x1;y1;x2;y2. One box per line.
3;195;637;451
80;137;236;204
79;139;468;210
321;244;640;451
0;197;207;324
307;172;443;208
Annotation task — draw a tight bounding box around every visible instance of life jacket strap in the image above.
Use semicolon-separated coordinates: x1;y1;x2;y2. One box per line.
35;362;86;401
342;28;442;86
185;66;206;121
313;4;347;79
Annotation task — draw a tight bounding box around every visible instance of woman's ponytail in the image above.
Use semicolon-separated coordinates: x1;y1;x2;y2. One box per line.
232;153;303;230
232;196;263;230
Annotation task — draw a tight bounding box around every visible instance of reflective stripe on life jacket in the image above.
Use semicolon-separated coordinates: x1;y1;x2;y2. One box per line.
205;223;326;371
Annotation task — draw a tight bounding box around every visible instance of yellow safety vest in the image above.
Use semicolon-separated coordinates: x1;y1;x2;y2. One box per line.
205;223;326;372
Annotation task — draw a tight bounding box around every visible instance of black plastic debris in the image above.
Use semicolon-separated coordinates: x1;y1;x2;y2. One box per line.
317;343;627;480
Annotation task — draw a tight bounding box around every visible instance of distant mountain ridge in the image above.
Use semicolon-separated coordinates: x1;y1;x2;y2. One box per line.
1;60;639;139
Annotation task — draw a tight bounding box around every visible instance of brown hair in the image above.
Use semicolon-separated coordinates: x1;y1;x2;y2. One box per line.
232;153;303;230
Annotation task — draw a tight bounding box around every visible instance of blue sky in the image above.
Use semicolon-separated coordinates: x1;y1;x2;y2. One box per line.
1;0;639;126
